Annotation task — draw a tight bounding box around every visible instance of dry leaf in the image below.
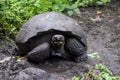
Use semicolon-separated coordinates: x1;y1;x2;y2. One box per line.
97;11;102;15
90;16;102;22
0;57;11;63
17;57;25;61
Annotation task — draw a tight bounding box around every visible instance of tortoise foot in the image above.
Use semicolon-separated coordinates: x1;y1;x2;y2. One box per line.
75;54;88;62
65;38;87;57
27;43;50;63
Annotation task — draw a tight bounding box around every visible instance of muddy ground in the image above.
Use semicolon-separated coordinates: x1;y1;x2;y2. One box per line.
0;0;120;80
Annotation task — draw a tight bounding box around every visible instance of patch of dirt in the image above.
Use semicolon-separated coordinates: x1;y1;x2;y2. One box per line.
0;0;120;80
77;0;120;76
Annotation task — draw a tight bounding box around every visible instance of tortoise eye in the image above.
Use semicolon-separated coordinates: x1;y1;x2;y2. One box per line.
54;42;57;44
59;42;63;44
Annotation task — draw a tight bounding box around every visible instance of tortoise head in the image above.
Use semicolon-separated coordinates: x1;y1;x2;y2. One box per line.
51;34;65;48
51;34;65;57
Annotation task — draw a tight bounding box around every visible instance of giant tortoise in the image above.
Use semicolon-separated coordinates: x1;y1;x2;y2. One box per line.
16;12;87;63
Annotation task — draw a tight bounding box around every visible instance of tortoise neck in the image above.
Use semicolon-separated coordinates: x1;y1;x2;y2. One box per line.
51;44;64;51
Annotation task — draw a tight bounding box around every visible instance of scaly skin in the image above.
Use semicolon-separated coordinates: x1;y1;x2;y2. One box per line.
27;43;50;63
27;38;87;63
65;38;87;62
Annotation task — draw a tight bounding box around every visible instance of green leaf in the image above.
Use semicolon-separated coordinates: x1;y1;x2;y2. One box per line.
72;76;80;80
87;52;100;59
95;64;113;75
112;76;120;80
71;4;78;9
96;1;104;6
101;73;112;80
67;10;73;16
73;8;79;13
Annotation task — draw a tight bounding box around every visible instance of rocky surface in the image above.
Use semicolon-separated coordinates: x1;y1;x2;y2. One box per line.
0;0;120;80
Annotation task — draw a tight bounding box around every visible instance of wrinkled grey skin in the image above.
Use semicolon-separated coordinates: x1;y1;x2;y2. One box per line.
16;12;87;63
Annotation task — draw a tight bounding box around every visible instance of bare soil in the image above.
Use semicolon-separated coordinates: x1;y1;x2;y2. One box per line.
0;0;120;80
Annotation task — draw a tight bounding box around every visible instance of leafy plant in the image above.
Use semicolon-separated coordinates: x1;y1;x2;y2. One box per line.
72;76;81;80
72;64;120;80
87;52;100;60
77;0;111;7
0;0;53;40
96;0;111;6
0;0;111;40
72;52;119;80
0;0;78;40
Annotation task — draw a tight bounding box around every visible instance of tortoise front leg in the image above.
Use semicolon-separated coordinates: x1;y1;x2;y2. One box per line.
27;43;50;63
65;38;87;62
